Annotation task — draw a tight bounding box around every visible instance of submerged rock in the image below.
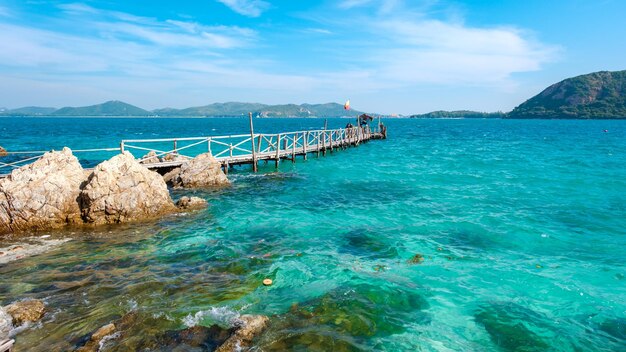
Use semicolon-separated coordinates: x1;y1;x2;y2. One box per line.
474;301;553;351
166;152;229;188
259;283;429;350
176;196;208;210
80;152;176;225
0;146;6;157
140;151;161;164
0;148;84;234
3;299;46;326
216;315;269;352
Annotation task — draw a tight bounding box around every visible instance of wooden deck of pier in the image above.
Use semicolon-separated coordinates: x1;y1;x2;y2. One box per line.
0;118;387;176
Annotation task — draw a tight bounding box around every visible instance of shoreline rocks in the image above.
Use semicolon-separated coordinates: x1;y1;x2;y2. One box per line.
175;196;208;211
79;152;176;225
165;152;229;188
0;148;84;234
140;151;161;164
1;148;221;237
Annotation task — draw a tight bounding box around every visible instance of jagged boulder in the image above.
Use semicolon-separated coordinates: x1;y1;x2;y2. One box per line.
216;315;269;352
4;299;46;326
166;153;229;188
75;323;116;352
176;196;208;210
0;146;6;157
79;152;176;225
140;151;161;164
0;148;84;234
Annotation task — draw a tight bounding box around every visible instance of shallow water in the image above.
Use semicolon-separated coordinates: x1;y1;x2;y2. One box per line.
0;117;625;351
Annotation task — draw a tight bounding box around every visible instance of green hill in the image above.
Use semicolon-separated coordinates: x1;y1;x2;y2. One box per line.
410;110;505;119
508;70;626;119
52;101;151;116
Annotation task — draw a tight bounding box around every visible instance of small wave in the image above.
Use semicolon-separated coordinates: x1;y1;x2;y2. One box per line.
182;306;240;328
0;237;71;265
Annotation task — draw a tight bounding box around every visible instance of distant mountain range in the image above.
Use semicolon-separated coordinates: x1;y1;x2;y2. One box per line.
2;70;624;119
0;101;364;118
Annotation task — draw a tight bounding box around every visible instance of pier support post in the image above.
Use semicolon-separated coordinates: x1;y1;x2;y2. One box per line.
275;134;281;168
249;112;258;172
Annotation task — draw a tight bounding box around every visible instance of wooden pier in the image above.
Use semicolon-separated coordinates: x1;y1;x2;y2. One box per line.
127;124;386;173
0;118;387;176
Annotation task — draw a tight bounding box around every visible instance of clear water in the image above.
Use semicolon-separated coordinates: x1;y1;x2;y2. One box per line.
0;117;625;351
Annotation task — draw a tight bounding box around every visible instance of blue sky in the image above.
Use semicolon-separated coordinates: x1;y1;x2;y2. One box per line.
0;0;624;114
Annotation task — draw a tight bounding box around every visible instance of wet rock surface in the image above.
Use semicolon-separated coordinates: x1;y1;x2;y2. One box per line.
216;315;269;352
3;299;46;326
80;152;176;225
166;153;229;188
176;196;208;211
0;148;85;234
0;146;6;157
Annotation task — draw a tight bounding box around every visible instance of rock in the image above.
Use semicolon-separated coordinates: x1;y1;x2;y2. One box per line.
79;152;176;225
216;315;269;352
0;148;84;234
0;146;6;157
175;196;208;210
162;167;180;184
75;323;117;352
166;153;229;188
140;151;161;164
3;300;45;326
162;153;186;162
408;253;424;264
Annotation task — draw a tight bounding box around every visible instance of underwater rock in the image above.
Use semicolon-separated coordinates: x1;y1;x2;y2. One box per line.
176;196;208;211
3;299;46;326
474;301;552;351
598;317;626;342
408;253;424;264
340;230;399;259
216;315;269;352
75;323;116;352
140;150;161;164
166;152;229;188
267;283;429;345
0;146;6;157
0;147;84;235
79;152;176;225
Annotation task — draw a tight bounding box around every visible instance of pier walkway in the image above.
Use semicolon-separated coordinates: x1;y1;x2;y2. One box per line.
1;124;387;176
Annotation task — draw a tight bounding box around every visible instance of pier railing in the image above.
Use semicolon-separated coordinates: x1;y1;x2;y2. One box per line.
1;124;384;176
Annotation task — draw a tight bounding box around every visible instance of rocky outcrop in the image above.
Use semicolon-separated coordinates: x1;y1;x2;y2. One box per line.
80;152;176;225
75;323;116;352
3;300;46;326
216;315;269;352
166;153;229;188
140;151;160;164
0;146;6;157
0;148;84;234
175;196;208;211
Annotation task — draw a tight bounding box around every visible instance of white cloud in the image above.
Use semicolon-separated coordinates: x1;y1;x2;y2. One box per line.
216;0;270;17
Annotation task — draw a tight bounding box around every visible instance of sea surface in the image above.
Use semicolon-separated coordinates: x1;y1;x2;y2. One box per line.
0;117;625;351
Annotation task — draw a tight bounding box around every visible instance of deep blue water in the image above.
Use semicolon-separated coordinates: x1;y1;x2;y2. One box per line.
0;117;625;351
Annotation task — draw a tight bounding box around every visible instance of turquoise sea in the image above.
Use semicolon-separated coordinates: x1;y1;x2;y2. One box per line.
0;117;625;351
